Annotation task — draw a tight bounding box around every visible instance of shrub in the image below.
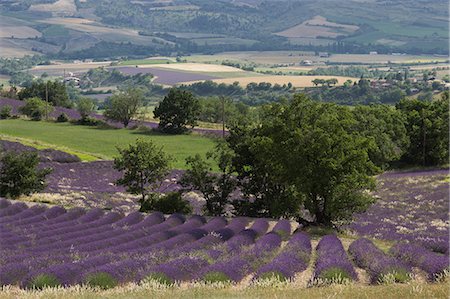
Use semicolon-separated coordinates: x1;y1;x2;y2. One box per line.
85;272;118;289
141;192;192;214
29;274;60;289
19;97;54;121
77;97;95;120
0;105;12;119
56;112;69;122
76;116;103;126
0;151;52;198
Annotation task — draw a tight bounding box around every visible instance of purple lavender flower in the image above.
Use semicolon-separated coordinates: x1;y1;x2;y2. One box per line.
390;243;449;281
349;238;411;284
255;232;311;281
313;235;357;283
143;257;208;284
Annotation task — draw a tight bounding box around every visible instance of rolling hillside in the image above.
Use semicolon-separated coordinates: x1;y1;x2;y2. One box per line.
0;0;448;59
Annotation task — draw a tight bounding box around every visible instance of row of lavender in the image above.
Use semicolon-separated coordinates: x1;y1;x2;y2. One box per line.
0;140;80;163
0;199;447;289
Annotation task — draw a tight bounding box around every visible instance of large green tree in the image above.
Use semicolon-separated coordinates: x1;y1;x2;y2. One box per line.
396;93;449;166
180;142;236;216
154;88;200;134
18;80;71;108
0;151;52;198
104;88;143;128
114;139;171;204
228;94;381;225
352;104;409;169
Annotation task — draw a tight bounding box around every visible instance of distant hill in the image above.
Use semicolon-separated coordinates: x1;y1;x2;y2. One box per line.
0;0;448;59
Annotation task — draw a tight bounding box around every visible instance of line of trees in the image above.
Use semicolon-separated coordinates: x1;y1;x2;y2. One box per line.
114;92;449;225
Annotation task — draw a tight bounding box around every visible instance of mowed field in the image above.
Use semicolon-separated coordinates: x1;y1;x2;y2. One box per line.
276;15;359;39
184;52;448;66
183;75;357;88
0;119;215;169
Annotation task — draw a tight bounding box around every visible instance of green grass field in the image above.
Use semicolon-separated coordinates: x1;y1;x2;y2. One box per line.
0;119;215;169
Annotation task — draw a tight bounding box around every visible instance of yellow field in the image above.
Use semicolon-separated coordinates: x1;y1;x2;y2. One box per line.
38;18;173;45
31;61;111;71
182;75;357;88
276;16;359;39
0;39;38;58
150;63;244;73
0;26;42;38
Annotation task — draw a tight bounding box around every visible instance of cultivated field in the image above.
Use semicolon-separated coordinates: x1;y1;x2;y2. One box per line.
29;61;112;76
0;198;448;294
0;26;42;39
37;17;172;46
0;39;39;58
184;52;448;66
183;75;357;88
0;119;215;169
276;15;359;39
149;63;244;73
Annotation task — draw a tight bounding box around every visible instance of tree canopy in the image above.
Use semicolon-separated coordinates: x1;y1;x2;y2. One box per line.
104;88;144;128
114;139;172;204
0;151;52;199
227;94;381;224
18;80;71;108
154;88;201;134
396;92;449;166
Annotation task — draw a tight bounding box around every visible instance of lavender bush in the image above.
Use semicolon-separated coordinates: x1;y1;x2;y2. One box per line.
312;235;357;284
348;238;411;284
390;243;449;281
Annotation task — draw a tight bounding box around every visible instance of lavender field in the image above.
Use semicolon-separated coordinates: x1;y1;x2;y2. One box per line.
0;199;447;290
109;67;220;85
347;169;449;254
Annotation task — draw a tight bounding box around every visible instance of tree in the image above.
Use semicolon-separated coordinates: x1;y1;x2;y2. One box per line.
396;94;449;166
154;88;200;134
18;80;71;108
312;79;325;87
352;104;409;169
0;151;52;198
104;88;143;128
19;97;54;121
0;105;12;119
326;78;338;87
77;97;95;120
180;142;236;216
227;94;380;225
114;139;171;206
